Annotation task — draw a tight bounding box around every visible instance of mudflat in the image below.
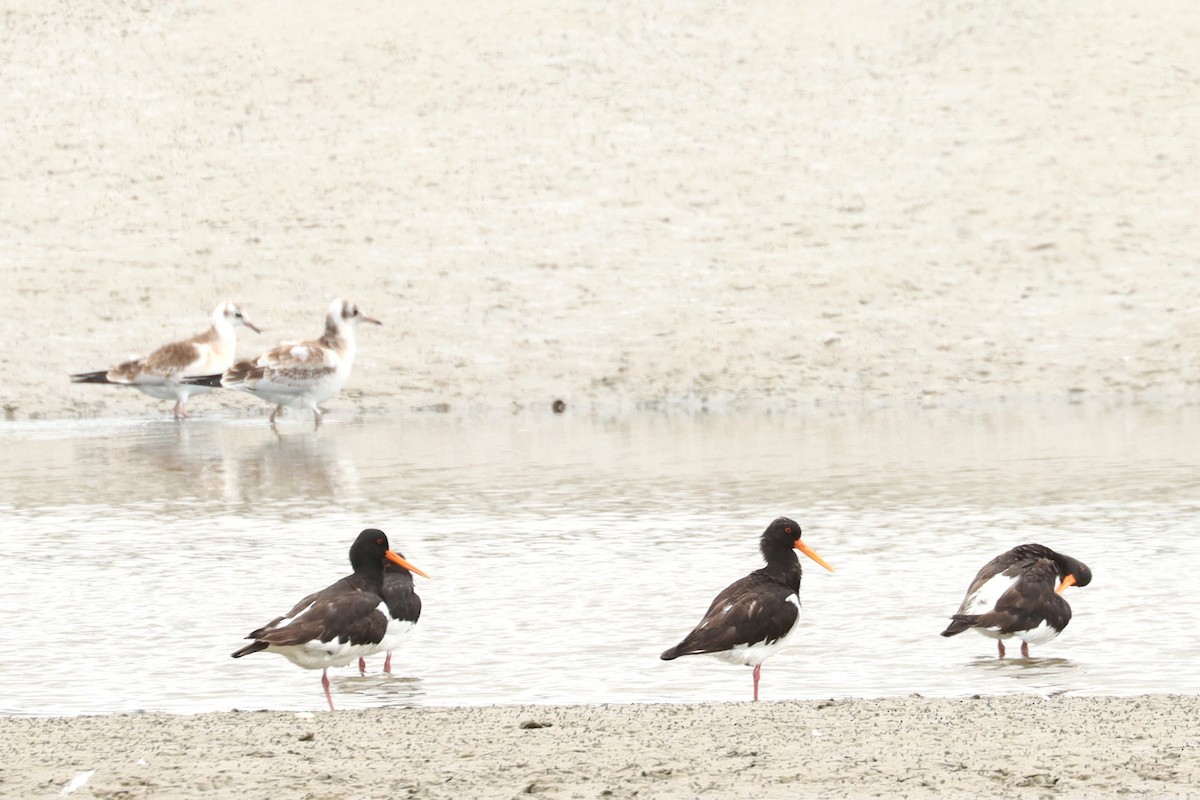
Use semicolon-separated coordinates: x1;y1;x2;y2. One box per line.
2;696;1195;798
2;1;1198;421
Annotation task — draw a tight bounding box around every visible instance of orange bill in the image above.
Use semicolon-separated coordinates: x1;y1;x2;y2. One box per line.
1055;573;1077;594
385;550;430;578
794;539;835;573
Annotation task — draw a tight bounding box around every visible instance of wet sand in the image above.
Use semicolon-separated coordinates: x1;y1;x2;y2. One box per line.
2;697;1196;798
2;1;1199;421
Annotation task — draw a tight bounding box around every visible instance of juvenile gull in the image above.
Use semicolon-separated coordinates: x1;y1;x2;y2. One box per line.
184;298;380;424
70;301;260;419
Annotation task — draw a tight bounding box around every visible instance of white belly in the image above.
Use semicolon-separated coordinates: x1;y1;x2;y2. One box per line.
714;594;802;667
269;638;380;670
133;381;211;402
375;619;416;654
1015;619;1061;646
265;600;386;669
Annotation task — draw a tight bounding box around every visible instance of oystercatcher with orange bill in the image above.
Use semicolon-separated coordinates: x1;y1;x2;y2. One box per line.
660;517;835;701
358;554;423;675
940;543;1092;658
232;528;429;710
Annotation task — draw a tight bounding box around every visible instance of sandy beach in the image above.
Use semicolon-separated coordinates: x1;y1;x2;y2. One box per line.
1;697;1196;798
2;1;1198;420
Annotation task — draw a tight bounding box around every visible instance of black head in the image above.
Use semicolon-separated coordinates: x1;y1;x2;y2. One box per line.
1057;552;1092;588
349;528;393;574
1015;544;1091;593
761;517;802;554
760;517;835;572
349;529;430;578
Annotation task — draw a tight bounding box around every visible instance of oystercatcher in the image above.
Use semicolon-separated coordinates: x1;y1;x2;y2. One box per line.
231;528;428;710
183;298;380;425
940;543;1092;657
660;517;835;701
71;301;260;419
358;554;424;674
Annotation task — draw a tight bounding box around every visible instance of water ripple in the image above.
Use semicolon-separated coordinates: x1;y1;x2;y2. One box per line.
0;405;1197;714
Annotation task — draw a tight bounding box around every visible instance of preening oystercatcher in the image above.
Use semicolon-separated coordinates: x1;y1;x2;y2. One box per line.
231;528;429;710
70;301;260;419
183;298;380;425
660;517;835;701
358;554;424;674
940;543;1092;657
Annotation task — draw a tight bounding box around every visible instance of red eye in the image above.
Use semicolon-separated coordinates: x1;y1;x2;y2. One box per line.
785;527;792;534
376;538;384;545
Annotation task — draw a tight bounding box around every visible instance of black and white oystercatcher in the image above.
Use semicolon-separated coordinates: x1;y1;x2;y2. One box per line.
940;543;1092;657
358;554;424;675
660;517;835;701
231;528;429;710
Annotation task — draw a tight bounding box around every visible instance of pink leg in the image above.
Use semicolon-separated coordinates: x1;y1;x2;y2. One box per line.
752;664;761;702
322;669;335;711
358;657;367;675
997;640;1006;658
1020;641;1030;658
384;651;393;674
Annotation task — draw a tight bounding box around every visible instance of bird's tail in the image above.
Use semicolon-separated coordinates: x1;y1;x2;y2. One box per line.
181;373;224;388
231;641;269;659
660;644;683;661
940;614;979;637
70;370;113;384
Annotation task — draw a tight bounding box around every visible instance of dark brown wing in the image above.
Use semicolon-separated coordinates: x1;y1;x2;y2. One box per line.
244;575;387;647
661;574;798;660
943;545;1056;636
970;559;1068;633
947;558;1070;635
247;585;328;639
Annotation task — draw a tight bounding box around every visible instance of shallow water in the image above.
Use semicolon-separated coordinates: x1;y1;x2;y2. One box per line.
1;404;1198;714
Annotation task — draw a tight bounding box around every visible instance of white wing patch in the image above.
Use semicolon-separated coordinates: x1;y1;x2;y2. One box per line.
965;572;1020;615
277;601;317;629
